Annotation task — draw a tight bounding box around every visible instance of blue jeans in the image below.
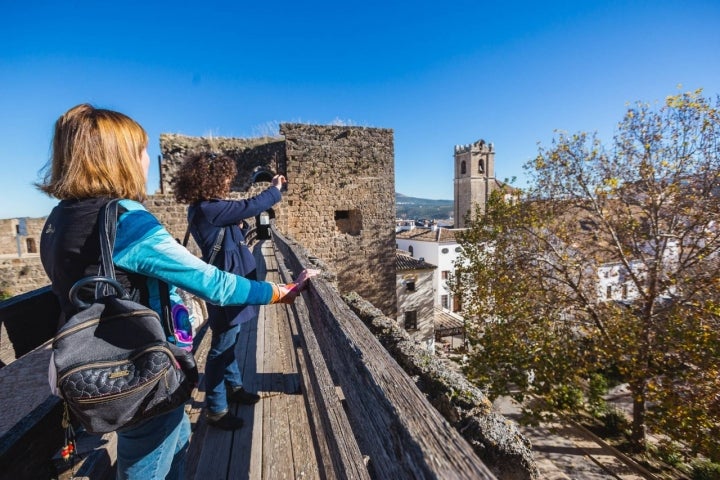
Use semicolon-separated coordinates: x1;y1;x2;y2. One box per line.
205;319;243;414
116;405;190;480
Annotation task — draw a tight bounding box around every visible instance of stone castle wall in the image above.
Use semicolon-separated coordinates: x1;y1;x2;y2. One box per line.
0;218;45;256
278;123;397;316
159;133;286;195
0;256;47;297
0;217;49;296
159;125;397;316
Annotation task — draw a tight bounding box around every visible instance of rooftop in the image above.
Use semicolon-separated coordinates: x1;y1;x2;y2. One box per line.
396;251;437;271
396;227;466;243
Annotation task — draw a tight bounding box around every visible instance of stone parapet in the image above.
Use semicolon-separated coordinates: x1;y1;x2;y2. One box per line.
343;291;539;480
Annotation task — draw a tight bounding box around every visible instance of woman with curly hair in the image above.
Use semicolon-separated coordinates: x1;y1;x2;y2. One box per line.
174;152;288;430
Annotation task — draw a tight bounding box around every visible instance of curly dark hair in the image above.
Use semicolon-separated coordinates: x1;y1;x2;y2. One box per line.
173;152;238;204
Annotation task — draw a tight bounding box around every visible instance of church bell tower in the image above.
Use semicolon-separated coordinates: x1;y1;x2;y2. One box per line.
453;139;495;228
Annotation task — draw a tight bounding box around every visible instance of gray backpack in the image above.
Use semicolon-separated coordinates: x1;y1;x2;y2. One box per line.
51;200;197;434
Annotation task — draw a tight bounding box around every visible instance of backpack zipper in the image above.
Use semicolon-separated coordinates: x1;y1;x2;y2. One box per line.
53;309;160;343
74;366;171;404
58;345;176;399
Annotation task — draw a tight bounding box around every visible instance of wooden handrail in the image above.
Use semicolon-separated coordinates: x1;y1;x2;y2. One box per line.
0;286;59;361
271;225;497;479
0;289;64;479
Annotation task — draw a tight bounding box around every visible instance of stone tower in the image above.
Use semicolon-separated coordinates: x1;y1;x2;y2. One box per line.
277;124;397;316
453;139;495;228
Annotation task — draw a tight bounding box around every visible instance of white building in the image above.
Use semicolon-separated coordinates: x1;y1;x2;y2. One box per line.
396;251;436;352
396;227;466;313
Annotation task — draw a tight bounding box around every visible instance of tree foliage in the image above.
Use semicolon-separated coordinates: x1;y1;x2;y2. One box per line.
453;90;720;457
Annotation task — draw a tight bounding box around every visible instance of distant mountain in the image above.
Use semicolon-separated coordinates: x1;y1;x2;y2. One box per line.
395;193;453;220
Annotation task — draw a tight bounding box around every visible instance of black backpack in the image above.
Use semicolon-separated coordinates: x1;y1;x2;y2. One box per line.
51;199;198;434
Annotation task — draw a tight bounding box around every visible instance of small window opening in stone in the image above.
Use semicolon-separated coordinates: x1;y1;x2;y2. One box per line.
26;238;37;254
251;166;275;184
404;311;418;330
335;210;362;236
460;161;466;175
403;275;417;292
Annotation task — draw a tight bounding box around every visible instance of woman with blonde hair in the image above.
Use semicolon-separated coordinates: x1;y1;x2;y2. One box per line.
38;104;316;479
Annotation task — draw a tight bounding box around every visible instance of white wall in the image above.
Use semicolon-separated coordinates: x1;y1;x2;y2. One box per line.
396;231;463;310
396;268;436;352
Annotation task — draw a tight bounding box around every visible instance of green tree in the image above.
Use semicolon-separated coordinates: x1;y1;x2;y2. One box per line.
453;90;720;456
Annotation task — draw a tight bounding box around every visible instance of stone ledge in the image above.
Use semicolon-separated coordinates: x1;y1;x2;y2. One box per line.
343;291;539;480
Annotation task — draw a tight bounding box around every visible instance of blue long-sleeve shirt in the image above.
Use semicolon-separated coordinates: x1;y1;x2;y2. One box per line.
113;199;274;314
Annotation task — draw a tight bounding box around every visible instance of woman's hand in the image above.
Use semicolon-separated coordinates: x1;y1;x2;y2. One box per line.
272;175;287;191
295;268;320;291
270;269;320;304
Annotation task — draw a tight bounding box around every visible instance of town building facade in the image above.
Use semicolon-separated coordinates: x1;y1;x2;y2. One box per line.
395;251;436;352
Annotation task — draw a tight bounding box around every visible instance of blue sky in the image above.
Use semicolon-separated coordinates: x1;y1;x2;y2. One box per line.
1;0;719;219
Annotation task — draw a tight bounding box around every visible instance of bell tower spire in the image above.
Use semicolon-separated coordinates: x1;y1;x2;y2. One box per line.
453;139;495;228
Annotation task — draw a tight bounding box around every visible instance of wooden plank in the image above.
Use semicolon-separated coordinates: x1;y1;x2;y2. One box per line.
260;241;321;479
286;303;329;480
0;395;64;480
248;301;265;479
227;310;261;479
261;302;295;480
242;242;270;479
191;316;241;480
0;340;67;480
291;295;371;480
267;236;319;478
184;323;213;480
277;302;320;479
0;342;54;437
310;281;496;479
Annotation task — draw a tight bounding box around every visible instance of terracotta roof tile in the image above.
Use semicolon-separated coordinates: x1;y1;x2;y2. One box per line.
396;251;436;271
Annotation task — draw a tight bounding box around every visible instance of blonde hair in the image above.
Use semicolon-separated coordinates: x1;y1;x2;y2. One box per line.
37;104;149;201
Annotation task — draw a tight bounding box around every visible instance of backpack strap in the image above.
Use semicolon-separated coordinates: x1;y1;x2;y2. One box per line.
183;205;225;266
158;278;175;344
97;199;175;341
181;208;197;247
97;199;120;298
207;227;225;266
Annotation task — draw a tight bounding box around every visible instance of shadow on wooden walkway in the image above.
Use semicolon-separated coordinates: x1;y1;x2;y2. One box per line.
185;240;320;479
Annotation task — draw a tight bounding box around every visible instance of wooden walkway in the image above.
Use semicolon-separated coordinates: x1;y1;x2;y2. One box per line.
185;240;320;480
0;235;498;480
